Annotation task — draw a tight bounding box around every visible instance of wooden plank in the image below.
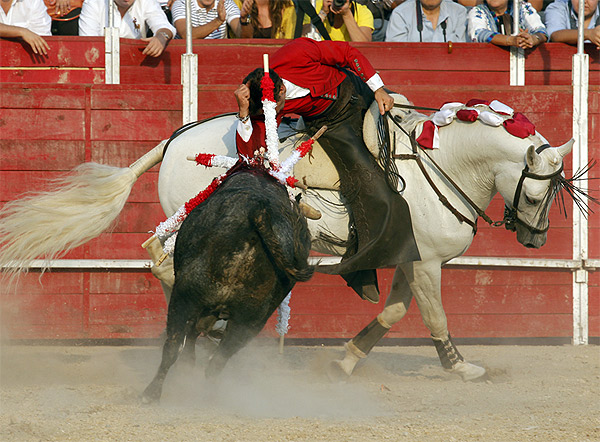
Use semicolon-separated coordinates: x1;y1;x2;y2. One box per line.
286;312;575;339
85;233;161;259
87;324;164;339
91;140;165;169
0;84;86;109
0;109;85;140
0;69;103;84
0;37;105;67
89;272;164;295
525;43;600;71
0;272;84;294
0;140;85;171
0;293;84;327
88;294;166;326
0;171;80;201
91;85;182;110
112;202;165;233
90;110;182;141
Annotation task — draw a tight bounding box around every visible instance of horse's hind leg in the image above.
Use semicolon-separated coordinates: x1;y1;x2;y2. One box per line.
141;293;196;404
404;261;486;382
328;266;414;381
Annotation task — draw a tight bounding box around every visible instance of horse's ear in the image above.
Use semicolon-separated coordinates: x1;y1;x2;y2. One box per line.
526;145;542;170
557;139;574;158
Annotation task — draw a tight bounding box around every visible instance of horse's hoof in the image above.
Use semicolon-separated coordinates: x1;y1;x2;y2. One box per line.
140;393;159;405
326;360;351;383
447;361;487;382
140;385;161;405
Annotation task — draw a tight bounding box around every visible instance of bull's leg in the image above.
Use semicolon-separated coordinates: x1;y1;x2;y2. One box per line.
205;318;264;379
141;294;196;404
179;315;218;367
405;261;486;382
328;265;413;381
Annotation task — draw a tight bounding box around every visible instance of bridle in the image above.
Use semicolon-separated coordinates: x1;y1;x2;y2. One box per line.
384;109;563;236
501;143;563;235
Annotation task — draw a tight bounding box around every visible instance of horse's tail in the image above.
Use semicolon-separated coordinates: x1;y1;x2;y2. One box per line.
0;140;166;276
252;206;314;283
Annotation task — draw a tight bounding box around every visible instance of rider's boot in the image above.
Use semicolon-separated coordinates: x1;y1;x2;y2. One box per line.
341;269;379;303
144;236;175;303
299;201;322;220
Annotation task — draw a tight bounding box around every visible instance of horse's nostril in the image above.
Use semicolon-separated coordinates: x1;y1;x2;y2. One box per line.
524;243;536;249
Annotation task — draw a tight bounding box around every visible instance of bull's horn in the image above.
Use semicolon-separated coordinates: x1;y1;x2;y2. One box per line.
557;139;574;158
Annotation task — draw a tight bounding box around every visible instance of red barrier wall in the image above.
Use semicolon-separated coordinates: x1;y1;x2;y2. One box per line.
0;38;598;341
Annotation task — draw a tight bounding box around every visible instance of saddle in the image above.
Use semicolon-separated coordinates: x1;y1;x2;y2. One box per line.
282;94;428;190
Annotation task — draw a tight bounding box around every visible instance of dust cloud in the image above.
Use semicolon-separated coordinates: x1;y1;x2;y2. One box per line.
1;343;598;441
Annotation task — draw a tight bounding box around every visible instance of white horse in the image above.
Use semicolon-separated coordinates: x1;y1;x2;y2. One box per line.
0;95;574;382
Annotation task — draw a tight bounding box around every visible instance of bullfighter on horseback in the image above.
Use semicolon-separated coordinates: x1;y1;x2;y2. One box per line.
235;37;420;304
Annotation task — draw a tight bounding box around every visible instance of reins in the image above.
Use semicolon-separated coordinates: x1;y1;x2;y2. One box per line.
384;110;555;235
385;112;486;233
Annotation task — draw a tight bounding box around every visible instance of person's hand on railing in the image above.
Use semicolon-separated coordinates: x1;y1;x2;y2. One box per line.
141;29;172;57
516;30;546;49
0;24;50;55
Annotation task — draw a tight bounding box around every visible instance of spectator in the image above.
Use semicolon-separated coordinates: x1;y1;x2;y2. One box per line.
44;0;84;35
385;0;468;42
171;0;242;39
457;0;544;12
311;0;374;41
234;0;296;38
0;0;51;36
0;23;50;54
79;0;176;57
468;0;548;47
158;0;174;24
545;0;600;48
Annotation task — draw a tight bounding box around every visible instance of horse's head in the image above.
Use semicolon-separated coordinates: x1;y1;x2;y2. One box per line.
499;139;574;248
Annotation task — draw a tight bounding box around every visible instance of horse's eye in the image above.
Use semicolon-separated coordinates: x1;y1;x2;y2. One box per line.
525;194;537;205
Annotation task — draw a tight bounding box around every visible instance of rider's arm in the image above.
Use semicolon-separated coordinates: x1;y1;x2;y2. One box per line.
293;38;384;91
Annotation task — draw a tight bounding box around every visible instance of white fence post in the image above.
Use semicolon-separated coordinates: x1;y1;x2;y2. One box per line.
509;0;524;86
104;0;120;84
571;0;590;345
181;0;198;124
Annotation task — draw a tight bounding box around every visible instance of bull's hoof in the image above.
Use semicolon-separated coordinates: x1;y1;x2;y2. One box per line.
326;360;352;383
447;361;487;382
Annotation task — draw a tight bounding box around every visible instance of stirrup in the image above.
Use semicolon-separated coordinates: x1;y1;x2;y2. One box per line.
299;201;322;220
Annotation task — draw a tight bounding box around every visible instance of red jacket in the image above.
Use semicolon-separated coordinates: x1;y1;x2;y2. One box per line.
237;38;379;157
271;38;377;98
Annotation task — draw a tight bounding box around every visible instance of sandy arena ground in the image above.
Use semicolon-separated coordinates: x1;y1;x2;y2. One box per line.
1;341;598;442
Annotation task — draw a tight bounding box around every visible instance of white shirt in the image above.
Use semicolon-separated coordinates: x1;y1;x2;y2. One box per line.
0;0;51;35
171;0;240;39
79;0;176;39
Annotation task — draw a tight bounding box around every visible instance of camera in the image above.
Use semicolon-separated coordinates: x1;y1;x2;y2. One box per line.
332;0;347;11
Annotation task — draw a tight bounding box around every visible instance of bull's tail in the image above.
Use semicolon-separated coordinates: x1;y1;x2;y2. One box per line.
253;208;314;283
0;140;166;276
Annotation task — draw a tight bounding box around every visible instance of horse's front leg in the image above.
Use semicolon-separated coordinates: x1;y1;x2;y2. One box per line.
406;261;486;382
327;266;413;381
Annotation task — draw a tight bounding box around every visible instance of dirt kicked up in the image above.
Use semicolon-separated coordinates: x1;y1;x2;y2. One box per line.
1;342;598;442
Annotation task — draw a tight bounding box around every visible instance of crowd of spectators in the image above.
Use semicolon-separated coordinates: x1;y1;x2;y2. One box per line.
1;0;599;55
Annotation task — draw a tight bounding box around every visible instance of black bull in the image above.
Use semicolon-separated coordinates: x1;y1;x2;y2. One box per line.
142;169;314;403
